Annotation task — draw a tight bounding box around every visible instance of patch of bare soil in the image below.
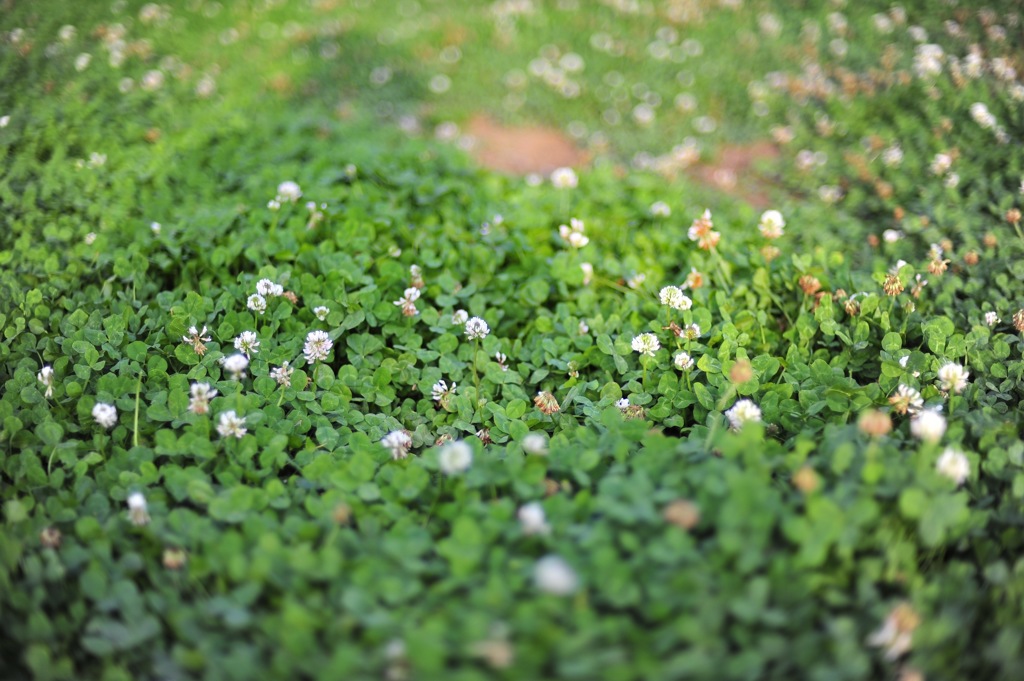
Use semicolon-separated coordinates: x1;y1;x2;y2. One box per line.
687;141;780;209
467;115;589;175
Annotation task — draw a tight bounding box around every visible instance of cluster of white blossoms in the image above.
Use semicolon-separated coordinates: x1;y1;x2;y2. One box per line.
985;311;1000;327
518;502;551;536
217;410;247;439
219;353;249;381
534;555;578;596
650;201;671;217
757;209;785;239
234;330;259;357
658;286;692;311
936;362;969;394
182;325;212;356
725;399;762;430
188;382;217;415
881;144;903;167
889;383;923;414
92;402;118;429
910;409;946;444
303;330;333;363
381;430;413;460
913;44;944;79
465;317;490;340
673;351;694;371
631;333;660;357
558;218;589;248
438;440;473;475
393;287;421;317
37;365;55;398
248;278;285;316
270;362;293;387
276;181;302;203
313;305;330;321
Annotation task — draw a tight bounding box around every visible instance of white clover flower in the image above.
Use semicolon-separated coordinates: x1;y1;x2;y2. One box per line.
944;172;960;189
84;232;97;245
431;379;456;404
150;222;161;235
92;402;117;429
188;382;217;415
0;115;9;128
58;25;77;42
267;199;281;211
580;262;594;285
889;383;923;414
313;306;329;321
277;181;302;202
303;330;333;363
550;167;578;189
868;603;918;661
38;365;54;398
182;325;212;356
650;201;671;217
216;410;247;439
578;319;589;335
936;363;969;394
270;362;293;387
74;53;92;71
381;430;412;460
220;353;249;380
247;293;267;315
674;352;694;371
936;447;970;486
912;43;943;78
984;311;1000;327
465;317;490;340
234;330;259;357
141;69;164;91
558;218;589;248
683;323;701;340
256;278;284;297
452;309;469;325
659;286;692;310
758;209;785;239
522;433;548;455
881;145;903;167
725;399;762;430
970;102;997;130
929;153;952;176
615;397;630;410
534;555;579;595
393;287;421;316
910;409;946;443
438;440;473;475
883;229;904;244
127;492;150;526
518;502;551;536
631;333;660;357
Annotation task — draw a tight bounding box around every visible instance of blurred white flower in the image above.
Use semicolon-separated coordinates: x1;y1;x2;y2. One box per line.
74;53;92;71
522;433;548;455
438;440;473;475
38;366;54;398
725;399;761;430
452;309;469;325
650;201;671;217
92;402;117;429
534;555;578;595
188;382;217;415
910;409;946;443
758;210;785;239
127;492;150;526
550;167;578;189
936;447;969;485
518;502;551;536
381;430;412;460
936;363;969;394
277;181;302;202
216;410;247;439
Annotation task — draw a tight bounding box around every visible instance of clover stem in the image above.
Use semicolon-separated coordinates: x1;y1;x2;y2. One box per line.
133;374;142;448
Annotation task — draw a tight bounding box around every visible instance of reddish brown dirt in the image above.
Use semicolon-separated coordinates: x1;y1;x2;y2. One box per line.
687;140;780;209
467;115;589;175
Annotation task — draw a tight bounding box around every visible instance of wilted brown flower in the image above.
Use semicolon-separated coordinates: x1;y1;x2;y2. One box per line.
434;433;454;447
333;503;352;525
1006;208;1021;225
927;258;949;275
883;274;904;296
858;409;893;437
761;245;781;262
40;527;62;549
282;291;299;304
867;234;880;248
868;602;920;660
534;391;560;415
1013;309;1024;333
792;466;821;494
476;428;493;445
983;232;998;248
799;275;822;295
663;500;700;530
163;547;188;570
844;297;861;315
730;359;754;384
963;251;979;266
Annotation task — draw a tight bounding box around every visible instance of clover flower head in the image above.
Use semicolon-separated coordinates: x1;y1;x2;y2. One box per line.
758;209;786;239
465;317;490;340
188;382;217;415
452;309;469;325
682;267;704;290
683;323;702;340
127;492;150;526
220;353;249;381
313;306;329;321
256;278;284;297
650;201;671;218
936;447;969;485
868;602;919;660
558;218;589;248
381;430;412;460
431;379;456;407
217;410;247;439
409;264;424;288
522;433;548;455
270;362;293;387
247;293;267;315
394;287;421;316
234;331;259;357
92;402;118;429
910;409;946;443
276;181;302;202
580;262;594;285
659;285;692;310
534;391;560;415
984;311;1000;327
495;352;509;371
438;440;473;475
534;555;579;595
303;330;333;363
550;167;578;189
725;399;762;430
616;397;630;410
688;209;720;250
631;333;660;356
38;365;55;398
889;384;923;414
518;502;551;536
936;362;969;394
674;351;694;371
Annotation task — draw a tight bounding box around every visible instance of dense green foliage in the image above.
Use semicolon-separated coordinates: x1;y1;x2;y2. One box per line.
2;1;1024;680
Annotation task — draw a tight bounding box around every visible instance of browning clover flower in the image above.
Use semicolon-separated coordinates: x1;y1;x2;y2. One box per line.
868;603;919;660
270;362;293;387
687;208;720;250
888;384;923;415
758;209;785;239
631;333;660;356
882;273;904;296
431;379;456;409
182;325;212;356
393;287;421;317
534;391;560;415
188;382;217;415
682;267;704;290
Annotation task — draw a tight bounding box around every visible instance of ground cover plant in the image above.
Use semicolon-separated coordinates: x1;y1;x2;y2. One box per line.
2;1;1024;680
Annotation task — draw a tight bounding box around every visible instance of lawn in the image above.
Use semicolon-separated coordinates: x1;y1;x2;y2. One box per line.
2;1;1023;679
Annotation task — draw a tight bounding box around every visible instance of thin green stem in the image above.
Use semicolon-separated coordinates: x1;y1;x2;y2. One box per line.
133;374;142;448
